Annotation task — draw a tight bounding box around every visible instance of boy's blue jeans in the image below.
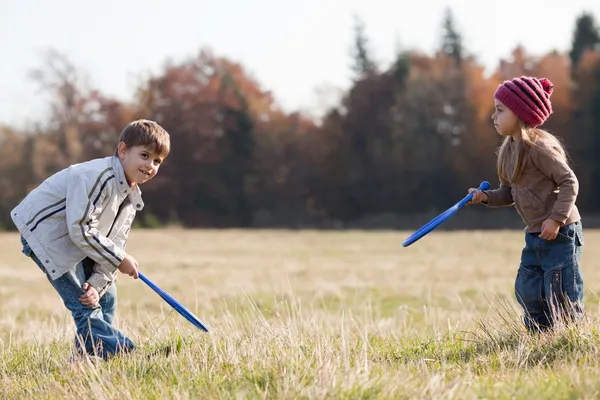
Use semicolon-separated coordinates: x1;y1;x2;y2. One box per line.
21;237;135;359
515;221;585;332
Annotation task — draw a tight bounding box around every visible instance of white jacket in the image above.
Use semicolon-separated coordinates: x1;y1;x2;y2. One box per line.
11;155;144;295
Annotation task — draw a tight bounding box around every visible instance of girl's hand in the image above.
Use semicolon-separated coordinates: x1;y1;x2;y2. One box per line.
467;189;488;205
540;218;561;241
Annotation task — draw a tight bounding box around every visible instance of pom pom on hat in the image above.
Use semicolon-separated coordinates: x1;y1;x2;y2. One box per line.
539;78;554;95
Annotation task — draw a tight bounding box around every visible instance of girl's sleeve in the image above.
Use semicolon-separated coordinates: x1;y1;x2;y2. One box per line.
483;182;514;207
531;147;578;224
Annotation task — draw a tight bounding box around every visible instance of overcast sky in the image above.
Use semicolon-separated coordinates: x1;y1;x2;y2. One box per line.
1;0;599;128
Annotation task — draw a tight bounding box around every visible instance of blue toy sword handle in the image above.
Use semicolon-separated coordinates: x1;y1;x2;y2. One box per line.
456;181;491;208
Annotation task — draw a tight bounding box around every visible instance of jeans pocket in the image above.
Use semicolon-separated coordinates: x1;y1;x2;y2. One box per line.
555;232;574;244
545;264;583;315
558;222;584;247
576;230;584;247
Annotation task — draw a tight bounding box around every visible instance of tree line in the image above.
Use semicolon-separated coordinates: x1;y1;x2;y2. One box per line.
1;9;599;230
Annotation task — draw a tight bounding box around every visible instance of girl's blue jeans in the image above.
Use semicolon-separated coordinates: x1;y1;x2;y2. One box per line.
21;236;135;359
515;221;585;332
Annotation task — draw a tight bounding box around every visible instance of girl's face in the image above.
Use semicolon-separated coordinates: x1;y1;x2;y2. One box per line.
117;142;164;185
491;99;520;137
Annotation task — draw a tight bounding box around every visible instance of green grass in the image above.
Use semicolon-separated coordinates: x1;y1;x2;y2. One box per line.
1;228;600;398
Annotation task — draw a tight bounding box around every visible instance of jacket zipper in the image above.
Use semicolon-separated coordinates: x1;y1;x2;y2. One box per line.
107;197;129;239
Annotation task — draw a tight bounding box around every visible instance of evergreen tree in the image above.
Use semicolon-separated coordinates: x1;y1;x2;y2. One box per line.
440;8;464;67
569;12;600;69
350;14;378;79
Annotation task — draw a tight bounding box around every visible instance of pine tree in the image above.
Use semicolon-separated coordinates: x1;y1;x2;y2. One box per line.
440;8;464;67
350;14;378;79
569;12;600;70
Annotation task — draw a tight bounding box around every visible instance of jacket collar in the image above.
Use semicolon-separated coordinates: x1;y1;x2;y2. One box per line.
110;156;145;211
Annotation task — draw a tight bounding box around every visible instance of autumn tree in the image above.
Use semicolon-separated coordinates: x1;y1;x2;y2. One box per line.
29;49;86;167
136;49;290;226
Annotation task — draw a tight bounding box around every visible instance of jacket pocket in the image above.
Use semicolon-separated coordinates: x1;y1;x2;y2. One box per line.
46;220;70;243
515;188;546;220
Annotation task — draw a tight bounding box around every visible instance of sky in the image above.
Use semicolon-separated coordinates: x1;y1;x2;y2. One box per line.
1;0;600;128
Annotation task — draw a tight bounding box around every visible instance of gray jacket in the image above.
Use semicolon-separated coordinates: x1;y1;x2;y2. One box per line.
11;155;144;295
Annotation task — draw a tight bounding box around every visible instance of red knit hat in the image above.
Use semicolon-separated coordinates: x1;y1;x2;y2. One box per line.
494;76;554;128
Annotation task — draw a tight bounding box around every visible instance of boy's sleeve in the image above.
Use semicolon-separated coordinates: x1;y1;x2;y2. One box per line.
66;170;126;275
87;212;135;296
483;182;514;207
531;147;579;224
87;264;118;298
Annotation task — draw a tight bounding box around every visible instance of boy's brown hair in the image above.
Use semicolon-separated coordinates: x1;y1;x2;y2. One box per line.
114;119;170;158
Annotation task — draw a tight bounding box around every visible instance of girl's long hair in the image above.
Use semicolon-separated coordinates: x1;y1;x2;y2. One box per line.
497;121;568;185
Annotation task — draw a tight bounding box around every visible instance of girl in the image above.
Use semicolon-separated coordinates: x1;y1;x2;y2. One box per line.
468;76;584;332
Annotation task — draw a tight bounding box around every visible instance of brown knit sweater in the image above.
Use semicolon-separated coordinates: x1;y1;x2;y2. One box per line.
483;140;580;232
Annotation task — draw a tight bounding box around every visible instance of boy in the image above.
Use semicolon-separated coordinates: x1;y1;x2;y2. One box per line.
11;119;170;359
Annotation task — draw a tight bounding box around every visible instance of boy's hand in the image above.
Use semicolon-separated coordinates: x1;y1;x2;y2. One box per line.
540;218;561;241
118;254;139;279
79;282;99;307
467;189;488;205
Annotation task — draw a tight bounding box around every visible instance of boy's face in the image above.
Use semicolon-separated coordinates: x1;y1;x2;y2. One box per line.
117;142;165;185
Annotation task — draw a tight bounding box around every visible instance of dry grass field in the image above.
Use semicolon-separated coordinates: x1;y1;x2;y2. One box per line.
1;228;600;399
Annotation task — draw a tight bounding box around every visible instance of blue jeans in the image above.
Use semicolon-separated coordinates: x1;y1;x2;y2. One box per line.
21;237;135;359
514;221;585;332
